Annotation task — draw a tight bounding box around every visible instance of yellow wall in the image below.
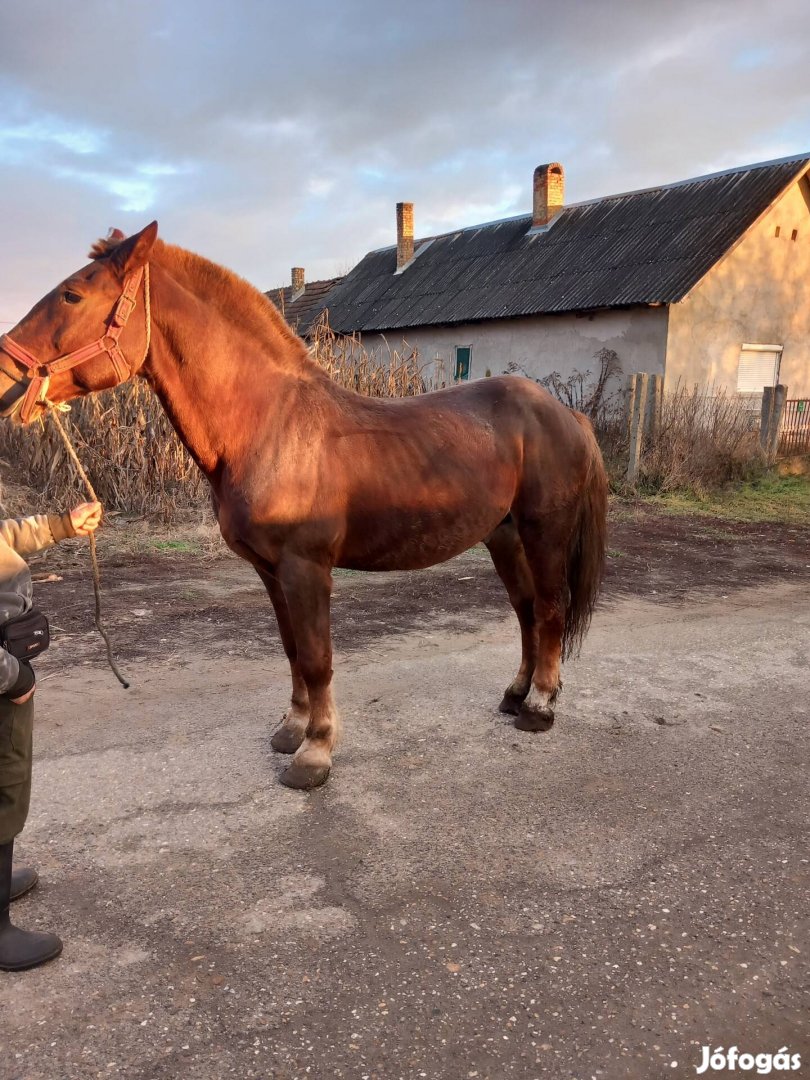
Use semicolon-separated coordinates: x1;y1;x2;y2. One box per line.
666;171;810;398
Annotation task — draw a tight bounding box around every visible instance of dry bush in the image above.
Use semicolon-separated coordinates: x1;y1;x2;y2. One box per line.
538;347;624;417
309;311;440;395
592;407;631;490
0;381;208;520
636;385;763;494
530;355;765;494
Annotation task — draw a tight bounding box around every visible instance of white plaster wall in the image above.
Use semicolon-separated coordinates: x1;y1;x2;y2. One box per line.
666;174;810;398
361;306;668;390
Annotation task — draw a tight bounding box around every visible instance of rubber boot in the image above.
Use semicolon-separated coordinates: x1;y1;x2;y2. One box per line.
0;840;62;971
11;865;38;902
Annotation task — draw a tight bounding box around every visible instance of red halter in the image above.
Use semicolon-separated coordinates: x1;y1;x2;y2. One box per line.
0;266;148;424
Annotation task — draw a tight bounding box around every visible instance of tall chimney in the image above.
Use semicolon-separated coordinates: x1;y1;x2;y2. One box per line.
291;267;305;296
396;202;414;270
532;163;565;228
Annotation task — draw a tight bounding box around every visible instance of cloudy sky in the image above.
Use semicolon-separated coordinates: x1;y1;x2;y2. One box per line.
1;0;808;323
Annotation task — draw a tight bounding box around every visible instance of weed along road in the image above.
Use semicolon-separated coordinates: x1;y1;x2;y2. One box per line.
1;511;808;1080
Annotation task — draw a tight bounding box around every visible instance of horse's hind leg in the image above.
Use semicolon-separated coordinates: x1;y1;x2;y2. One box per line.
256;568;310;754
485;517;537;716
513;512;571;733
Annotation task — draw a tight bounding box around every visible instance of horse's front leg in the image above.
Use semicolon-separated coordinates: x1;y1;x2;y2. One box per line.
275;554;339;790
256;568;310;754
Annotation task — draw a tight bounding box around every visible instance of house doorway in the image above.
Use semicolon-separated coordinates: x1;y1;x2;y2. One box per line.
454;346;472;381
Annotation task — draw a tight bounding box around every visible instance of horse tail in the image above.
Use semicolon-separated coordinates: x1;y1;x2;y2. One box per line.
562;412;609;660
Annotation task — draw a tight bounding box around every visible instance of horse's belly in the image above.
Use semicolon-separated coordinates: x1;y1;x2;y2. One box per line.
337;501;508;571
331;425;520;570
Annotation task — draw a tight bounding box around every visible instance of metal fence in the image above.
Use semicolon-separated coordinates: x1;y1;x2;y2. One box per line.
779;399;810;455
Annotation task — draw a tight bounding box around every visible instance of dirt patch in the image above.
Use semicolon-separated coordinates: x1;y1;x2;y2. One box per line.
604;503;810;601
28;505;810;674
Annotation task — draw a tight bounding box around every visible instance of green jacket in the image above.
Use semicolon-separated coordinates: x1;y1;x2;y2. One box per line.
0;513;75;697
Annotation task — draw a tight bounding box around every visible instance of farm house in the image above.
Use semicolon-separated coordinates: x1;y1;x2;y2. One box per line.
299;154;810;403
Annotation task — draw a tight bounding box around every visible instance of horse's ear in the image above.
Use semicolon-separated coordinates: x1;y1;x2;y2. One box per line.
107;221;159;277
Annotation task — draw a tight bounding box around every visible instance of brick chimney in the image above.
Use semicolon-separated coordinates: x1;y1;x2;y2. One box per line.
532;163;565;228
291;267;305;297
396;202;414;270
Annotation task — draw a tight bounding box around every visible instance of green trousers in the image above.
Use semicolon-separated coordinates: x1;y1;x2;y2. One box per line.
0;696;33;845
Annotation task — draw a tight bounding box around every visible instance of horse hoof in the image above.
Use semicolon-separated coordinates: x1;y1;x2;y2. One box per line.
498;691;525;716
279;762;331;790
514;705;555;732
271;727;305;754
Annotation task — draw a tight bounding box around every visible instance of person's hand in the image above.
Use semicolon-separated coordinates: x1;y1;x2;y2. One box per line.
70;501;103;537
11;687;35;704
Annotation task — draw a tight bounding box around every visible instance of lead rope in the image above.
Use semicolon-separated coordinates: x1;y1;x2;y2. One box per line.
40;264;152;691
47;405;130;689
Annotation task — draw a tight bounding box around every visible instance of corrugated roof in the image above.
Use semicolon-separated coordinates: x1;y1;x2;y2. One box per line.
323;155;810;333
265;275;344;335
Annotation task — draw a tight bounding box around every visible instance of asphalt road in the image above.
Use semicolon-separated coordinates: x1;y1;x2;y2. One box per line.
1;561;808;1080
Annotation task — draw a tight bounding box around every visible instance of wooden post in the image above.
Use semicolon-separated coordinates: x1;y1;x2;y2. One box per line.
646;374;664;442
627;372;649;487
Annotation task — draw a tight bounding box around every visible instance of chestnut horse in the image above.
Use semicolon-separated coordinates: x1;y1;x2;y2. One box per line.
0;222;607;790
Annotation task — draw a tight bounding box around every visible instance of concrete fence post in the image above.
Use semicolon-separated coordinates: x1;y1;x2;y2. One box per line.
627;372;649;487
768;384;788;461
760;384;788;462
626;373;638;438
759;386;774;453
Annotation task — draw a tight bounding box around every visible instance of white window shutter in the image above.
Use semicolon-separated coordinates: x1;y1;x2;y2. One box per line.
737;348;780;394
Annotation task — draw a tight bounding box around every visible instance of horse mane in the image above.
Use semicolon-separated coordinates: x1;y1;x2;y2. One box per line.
88;229;312;368
88;228;127;259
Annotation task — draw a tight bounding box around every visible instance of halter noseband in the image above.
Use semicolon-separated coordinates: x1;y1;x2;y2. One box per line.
0;265;149;424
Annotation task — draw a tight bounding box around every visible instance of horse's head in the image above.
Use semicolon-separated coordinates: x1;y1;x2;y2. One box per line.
0;221;159;424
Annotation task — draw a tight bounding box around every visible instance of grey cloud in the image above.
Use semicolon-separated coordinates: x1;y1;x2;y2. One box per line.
1;0;808;318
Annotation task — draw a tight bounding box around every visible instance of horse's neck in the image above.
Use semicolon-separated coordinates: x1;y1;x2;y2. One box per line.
143;262;318;482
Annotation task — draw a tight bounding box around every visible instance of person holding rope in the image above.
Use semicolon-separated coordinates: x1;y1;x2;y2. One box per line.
0;500;101;971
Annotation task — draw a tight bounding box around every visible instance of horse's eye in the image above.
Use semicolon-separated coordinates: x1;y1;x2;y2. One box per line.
62;290;83;305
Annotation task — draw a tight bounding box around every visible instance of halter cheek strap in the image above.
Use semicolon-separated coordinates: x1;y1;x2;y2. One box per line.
0;265;149;424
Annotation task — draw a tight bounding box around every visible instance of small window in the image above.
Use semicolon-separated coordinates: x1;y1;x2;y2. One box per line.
737;344;782;396
454;346;472;381
774;225;781;237
791;228;798;241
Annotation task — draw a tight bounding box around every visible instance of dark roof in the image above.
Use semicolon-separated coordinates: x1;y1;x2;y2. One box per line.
323;155;810;333
266;276;344;335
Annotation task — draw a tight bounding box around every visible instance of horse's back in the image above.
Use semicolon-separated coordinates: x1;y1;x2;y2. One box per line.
362;373;576;438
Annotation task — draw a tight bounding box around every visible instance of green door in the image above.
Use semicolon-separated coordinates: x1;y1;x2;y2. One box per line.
454;346;471;381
